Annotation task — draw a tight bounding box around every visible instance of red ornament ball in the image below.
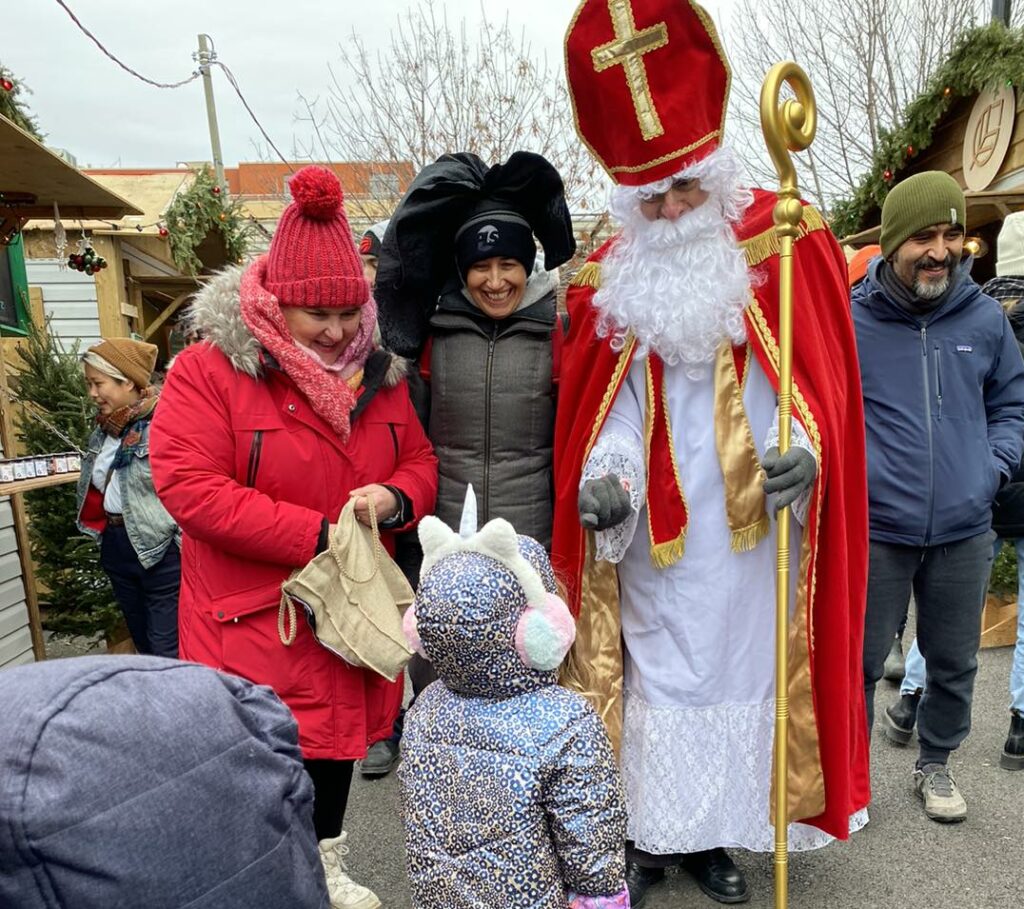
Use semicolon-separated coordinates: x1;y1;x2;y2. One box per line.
158;226;169;237
288;165;343;221
883;169;893;182
212;185;221;195
0;78;13;92
907;145;915;156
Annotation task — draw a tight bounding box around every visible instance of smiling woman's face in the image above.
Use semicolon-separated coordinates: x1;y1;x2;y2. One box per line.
282;306;363;364
83;364;140;415
464;257;528;320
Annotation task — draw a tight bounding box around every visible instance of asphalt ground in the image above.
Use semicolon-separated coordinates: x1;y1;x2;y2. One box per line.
343;642;1024;909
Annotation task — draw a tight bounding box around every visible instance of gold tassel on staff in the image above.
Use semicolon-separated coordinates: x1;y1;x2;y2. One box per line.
759;61;817;909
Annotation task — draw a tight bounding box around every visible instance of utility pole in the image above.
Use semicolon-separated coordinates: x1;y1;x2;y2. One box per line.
195;34;227;193
993;0;1012;24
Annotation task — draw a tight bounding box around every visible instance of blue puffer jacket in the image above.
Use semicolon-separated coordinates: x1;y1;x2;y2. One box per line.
0;656;328;909
853;258;1024;546
399;531;626;909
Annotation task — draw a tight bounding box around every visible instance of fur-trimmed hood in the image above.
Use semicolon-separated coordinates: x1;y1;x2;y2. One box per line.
185;264;409;388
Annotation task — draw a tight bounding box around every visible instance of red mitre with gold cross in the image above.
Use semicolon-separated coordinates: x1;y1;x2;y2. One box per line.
565;0;731;186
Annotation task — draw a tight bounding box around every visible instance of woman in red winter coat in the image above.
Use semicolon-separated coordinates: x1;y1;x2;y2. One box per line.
150;166;437;909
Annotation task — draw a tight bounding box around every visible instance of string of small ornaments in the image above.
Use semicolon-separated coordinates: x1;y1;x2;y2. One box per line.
66;237;108;275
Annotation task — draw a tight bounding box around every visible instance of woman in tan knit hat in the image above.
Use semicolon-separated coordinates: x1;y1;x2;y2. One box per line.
75;337;180;658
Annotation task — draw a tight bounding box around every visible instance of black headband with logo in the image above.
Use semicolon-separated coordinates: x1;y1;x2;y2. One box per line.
454;209;536;278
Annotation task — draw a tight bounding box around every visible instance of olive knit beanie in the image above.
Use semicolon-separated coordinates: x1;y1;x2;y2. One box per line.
880;171;966;258
86;338;158;389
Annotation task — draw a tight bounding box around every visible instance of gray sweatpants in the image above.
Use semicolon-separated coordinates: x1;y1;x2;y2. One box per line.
862;531;994;766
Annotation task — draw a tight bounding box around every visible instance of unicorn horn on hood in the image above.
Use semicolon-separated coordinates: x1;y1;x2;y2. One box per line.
459;484;478;540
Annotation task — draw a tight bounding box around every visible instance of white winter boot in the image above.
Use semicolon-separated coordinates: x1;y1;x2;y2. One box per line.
318;832;381;909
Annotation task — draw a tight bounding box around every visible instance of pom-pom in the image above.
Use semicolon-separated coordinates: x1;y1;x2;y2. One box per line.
288;166;343;221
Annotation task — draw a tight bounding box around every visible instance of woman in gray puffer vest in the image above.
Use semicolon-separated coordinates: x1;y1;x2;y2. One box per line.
376;151;577;551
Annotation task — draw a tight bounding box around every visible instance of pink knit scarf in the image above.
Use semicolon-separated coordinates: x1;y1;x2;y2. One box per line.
240;256;377;442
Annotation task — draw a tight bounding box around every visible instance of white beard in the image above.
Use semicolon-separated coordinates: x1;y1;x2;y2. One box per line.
593;195;754;380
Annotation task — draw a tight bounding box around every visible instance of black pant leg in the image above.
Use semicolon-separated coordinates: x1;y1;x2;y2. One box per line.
863;540;921;732
304;758;355;841
914;531;994;765
100;526;150;654
142;543;181;658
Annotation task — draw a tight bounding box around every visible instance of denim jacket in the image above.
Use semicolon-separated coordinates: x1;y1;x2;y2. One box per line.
75;418;180;569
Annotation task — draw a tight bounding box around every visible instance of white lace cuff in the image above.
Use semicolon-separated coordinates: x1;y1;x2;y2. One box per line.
764;413;815;525
581;432;645;563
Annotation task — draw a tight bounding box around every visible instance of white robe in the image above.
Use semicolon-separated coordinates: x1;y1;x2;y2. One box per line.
584;354;866;854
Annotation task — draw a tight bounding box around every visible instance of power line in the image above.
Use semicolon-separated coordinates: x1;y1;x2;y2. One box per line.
54;0;201;89
210;62;293;170
52;0;293;169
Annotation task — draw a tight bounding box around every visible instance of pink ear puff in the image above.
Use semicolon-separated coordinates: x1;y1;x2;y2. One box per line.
402;605;426;658
514;592;576;671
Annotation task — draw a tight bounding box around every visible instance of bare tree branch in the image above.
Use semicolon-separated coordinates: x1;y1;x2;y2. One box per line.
725;0;996;214
295;1;606;224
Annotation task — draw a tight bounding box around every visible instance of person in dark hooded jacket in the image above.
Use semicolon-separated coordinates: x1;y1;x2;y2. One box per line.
883;211;1024;774
0;656;328;909
854;172;1024;823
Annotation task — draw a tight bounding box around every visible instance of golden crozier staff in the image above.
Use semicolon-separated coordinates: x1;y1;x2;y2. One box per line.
759;61;818;909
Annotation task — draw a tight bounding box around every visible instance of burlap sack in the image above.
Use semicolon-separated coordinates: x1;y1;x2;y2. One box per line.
280;497;414;681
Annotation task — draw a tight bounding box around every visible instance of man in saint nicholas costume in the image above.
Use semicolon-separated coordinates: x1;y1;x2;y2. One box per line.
553;2;871;906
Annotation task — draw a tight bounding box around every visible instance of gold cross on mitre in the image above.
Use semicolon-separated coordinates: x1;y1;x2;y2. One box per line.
590;0;669;141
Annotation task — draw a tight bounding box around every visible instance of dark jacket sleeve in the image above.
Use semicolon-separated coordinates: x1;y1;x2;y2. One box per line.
541;706;626;897
985;314;1024;480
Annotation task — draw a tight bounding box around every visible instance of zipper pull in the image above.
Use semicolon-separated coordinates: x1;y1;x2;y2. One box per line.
920;326;927;355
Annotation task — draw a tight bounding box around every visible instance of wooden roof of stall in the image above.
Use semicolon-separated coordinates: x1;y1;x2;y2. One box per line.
0;113;142;219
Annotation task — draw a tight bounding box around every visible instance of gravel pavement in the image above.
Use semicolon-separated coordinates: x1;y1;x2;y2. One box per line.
343;642;1023;909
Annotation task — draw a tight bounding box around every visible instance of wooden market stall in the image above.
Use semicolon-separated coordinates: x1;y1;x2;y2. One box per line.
0;111;141;668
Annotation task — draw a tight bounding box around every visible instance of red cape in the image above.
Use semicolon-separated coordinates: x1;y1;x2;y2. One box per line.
551;190;871;838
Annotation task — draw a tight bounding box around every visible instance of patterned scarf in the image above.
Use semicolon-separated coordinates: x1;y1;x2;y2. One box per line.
240;255;377;442
983;276;1024;305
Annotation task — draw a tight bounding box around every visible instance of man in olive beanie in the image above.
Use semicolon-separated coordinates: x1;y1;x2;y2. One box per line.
853;170;1024;823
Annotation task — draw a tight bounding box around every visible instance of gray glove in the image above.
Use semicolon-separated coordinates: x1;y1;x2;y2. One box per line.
579;474;632;531
762;446;816;512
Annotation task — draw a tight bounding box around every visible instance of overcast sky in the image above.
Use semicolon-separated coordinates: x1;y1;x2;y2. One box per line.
4;0;736;169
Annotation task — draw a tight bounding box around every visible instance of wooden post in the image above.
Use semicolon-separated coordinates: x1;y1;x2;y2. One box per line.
92;236;128;338
0;335;46;661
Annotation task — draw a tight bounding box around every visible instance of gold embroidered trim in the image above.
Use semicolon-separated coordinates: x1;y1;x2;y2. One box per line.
745;297;824;641
747;296;828;820
644;359;688;569
731;516;771;553
564;0;733;181
608;131;720;174
741;205;826;268
584;337;636;464
591;0;669;141
569;261;603;289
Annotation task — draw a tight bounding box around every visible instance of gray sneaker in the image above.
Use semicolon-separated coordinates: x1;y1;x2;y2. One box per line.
913;763;967;823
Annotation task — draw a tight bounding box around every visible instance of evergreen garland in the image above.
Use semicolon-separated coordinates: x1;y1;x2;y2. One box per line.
164;166;251;275
830;23;1024;240
990;540;1018;597
15;317;120;636
0;62;43;140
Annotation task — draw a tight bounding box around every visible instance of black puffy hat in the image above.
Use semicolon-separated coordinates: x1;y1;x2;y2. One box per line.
375;151;576;357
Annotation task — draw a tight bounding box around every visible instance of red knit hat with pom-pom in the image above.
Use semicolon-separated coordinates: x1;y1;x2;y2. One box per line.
264;165;368;308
